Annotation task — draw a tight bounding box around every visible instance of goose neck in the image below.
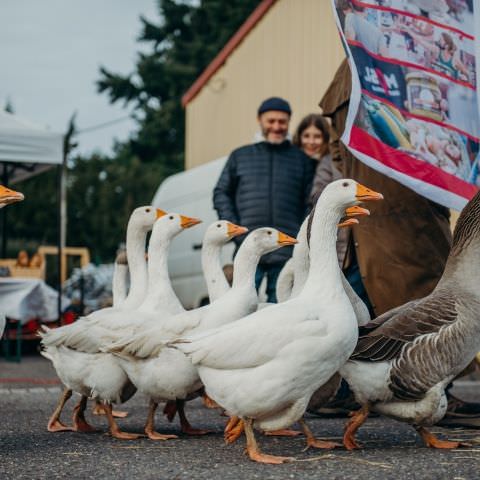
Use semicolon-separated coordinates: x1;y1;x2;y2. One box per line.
441;244;480;296
202;242;229;301
232;241;262;290
141;235;182;313
302;206;342;292
124;227;148;304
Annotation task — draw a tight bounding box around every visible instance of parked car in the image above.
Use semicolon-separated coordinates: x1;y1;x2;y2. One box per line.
151;157;234;309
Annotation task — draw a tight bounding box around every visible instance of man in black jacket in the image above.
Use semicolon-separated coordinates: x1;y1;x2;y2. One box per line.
213;97;315;302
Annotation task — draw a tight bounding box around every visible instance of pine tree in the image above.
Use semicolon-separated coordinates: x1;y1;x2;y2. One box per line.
8;0;260;262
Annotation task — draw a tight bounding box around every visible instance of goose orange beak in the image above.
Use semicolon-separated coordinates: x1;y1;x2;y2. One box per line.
338;218;359;228
180;215;202;229
355;183;383;201
227;222;248;238
156;208;167;219
345;206;370;217
0;185;24;206
277;231;298;246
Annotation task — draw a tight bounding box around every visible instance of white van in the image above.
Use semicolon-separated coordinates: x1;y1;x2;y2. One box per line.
151;157;234;309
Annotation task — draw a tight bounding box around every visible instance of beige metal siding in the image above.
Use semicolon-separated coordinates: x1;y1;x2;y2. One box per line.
185;0;345;169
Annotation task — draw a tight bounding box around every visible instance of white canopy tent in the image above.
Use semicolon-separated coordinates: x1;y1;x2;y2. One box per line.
0;110;63;184
0;110;65;322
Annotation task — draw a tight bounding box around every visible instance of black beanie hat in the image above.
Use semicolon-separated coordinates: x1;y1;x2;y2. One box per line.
257;97;292;116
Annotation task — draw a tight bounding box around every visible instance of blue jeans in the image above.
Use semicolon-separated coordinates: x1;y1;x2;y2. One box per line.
255;263;284;303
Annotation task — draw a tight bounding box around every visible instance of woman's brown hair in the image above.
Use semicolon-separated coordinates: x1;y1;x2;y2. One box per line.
293;113;330;158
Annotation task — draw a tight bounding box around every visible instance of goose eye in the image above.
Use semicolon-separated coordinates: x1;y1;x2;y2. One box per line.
267;231;272;235
169;215;174;220
217;224;221;228
342;182;349;187
146;208;151;213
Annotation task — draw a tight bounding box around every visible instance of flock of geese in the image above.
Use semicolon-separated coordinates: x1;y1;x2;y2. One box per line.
2;178;480;464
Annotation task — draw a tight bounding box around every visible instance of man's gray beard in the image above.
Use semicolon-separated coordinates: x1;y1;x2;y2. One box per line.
261;129;287;144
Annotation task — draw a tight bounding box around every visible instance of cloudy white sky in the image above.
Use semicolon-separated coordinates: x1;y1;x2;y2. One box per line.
0;0;159;155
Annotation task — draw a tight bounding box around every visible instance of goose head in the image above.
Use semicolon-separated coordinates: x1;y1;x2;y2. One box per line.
0;185;24;208
128;206;166;234
317;179;383;220
150;212;202;246
243;227;297;257
205;220;249;246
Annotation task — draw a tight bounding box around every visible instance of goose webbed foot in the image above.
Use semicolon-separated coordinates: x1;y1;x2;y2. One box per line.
343;405;369;450
299;418;341;450
144;399;177;441
104;403;142;440
416;426;470;449
47;419;75;433
225;416;244;444
92;401;128;418
264;428;302;437
244;418;294;464
47;387;74;432
72;396;99;433
177;399;211;435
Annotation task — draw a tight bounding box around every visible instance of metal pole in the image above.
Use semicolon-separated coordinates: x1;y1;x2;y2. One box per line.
1;163;9;258
57;162;62;322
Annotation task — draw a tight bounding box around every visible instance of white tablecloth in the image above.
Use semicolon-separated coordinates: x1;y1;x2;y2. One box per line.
0;278;70;324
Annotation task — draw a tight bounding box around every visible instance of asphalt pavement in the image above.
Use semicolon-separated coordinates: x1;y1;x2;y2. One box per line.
1;355;480;479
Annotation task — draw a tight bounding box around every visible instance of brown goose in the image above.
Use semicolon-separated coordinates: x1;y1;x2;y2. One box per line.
339;189;480;450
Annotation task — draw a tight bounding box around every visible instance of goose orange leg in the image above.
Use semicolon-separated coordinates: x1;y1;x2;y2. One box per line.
244;418;294;464
177;399;211;435
299;418;341;450
47;388;75;432
343;405;369;450
163;400;177;422
72;395;98;433
225;416;302;444
264;428;302;437
92;400;128;418
416;426;469;449
202;392;220;409
104;403;143;440
225;416;244;444
144;400;178;441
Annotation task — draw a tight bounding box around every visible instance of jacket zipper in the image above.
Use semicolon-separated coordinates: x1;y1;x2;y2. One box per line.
269;147;273;227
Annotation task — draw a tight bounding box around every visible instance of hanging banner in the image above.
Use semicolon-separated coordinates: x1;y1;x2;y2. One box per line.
331;0;480;210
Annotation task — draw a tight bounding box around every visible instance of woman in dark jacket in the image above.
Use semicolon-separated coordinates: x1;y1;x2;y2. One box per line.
293;113;348;266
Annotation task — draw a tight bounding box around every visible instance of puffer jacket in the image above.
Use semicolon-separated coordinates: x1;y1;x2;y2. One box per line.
213;141;315;265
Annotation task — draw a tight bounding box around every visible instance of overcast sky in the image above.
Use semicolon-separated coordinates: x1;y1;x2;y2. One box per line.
0;0;159;155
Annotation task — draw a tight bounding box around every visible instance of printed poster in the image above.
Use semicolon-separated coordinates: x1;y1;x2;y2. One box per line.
331;0;480;210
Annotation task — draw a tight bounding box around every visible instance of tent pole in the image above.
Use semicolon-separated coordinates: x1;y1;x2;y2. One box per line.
57;161;63;323
1;162;8;258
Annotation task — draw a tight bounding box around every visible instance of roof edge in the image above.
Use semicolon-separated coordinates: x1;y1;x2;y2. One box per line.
181;0;277;107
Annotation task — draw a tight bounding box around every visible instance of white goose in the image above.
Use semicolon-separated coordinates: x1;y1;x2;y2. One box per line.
104;227;297;438
173;179;382;463
40;206;167;432
277;214;371;325
49;219;246;355
202;221;248;302
339;189;480;451
112;251;128;308
0;185;24;337
41;212;201;439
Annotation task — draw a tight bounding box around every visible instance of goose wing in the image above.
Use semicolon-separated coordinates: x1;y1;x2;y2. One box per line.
352;291;460;400
173;303;324;370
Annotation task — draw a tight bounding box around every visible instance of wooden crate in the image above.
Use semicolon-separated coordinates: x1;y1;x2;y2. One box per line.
0;258;46;280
